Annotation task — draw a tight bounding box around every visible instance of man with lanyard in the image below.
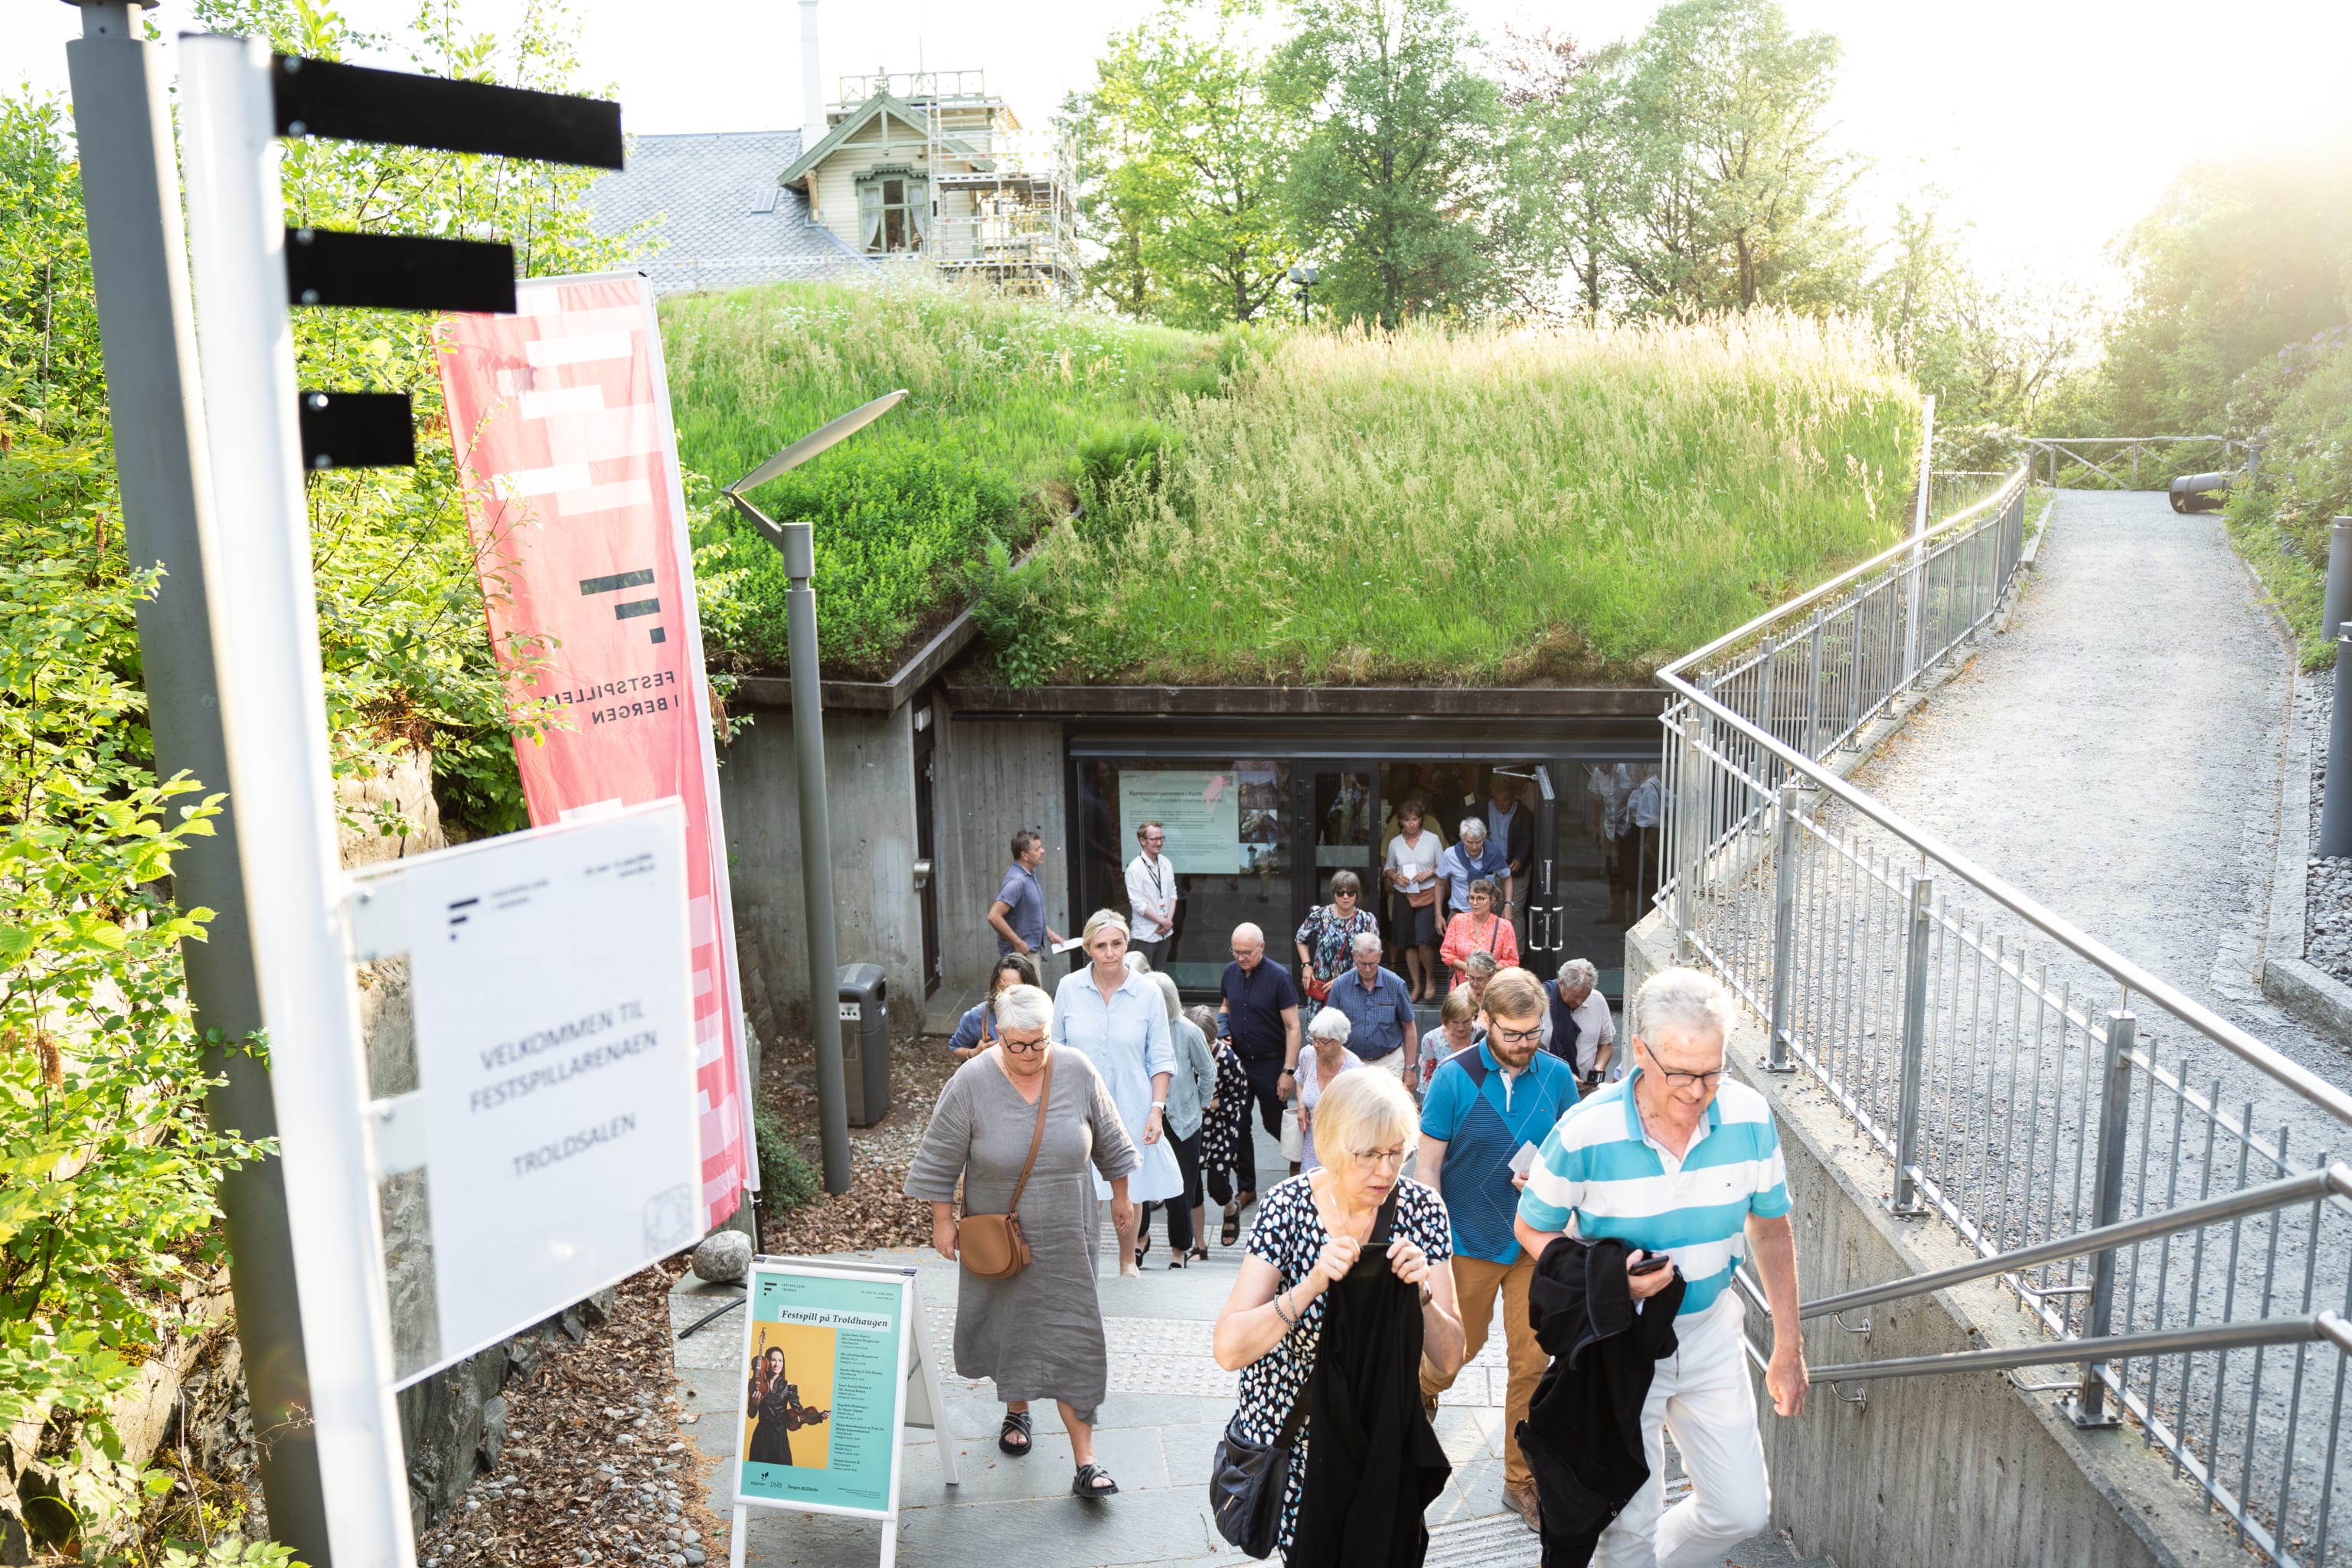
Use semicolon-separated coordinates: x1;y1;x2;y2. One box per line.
1325;931;1420;1092
1215;922;1299;1210
1416;966;1579;1531
1540;956;1617;1092
986;828;1062;958
1514;965;1808;1567
1125;820;1178;957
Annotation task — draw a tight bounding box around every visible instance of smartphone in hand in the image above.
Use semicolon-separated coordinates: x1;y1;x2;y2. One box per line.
1628;1250;1673;1276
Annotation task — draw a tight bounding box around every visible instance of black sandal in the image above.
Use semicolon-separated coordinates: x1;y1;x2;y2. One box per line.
1220;1202;1242;1246
1135;1227;1152;1264
998;1410;1032;1456
1188;1245;1209;1263
1072;1463;1119;1498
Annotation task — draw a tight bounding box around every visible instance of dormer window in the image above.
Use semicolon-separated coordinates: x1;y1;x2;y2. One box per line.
858;168;926;253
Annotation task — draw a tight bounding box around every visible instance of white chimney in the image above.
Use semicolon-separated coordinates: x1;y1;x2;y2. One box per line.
799;0;826;151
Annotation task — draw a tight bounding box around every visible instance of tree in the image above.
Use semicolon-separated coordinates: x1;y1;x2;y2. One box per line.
1491;28;1638;323
1074;1;1296;328
1612;0;1860;315
1272;0;1503;326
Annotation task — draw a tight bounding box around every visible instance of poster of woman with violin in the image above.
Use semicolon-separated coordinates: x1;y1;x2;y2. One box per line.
741;1325;835;1470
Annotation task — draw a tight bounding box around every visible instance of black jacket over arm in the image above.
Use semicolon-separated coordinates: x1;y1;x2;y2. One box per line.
1517;1236;1687;1567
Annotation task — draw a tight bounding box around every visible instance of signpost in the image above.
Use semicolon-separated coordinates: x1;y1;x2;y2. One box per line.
727;1258;958;1568
349;802;705;1386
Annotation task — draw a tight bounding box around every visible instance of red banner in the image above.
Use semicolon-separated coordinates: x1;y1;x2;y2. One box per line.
435;272;750;1232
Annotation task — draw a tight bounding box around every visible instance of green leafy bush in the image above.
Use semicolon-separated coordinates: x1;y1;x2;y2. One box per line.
2222;333;2352;668
751;1104;822;1214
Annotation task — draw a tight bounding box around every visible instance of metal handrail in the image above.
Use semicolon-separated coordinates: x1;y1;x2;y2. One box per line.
1801;1164;2352;1322
1815;1314;2352;1387
1655;470;2352;1128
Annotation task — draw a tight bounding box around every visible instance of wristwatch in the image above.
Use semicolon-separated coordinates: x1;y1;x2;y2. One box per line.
1152;1100;1167;1110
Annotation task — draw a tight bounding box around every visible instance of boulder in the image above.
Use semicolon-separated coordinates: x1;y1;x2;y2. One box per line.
690;1230;751;1284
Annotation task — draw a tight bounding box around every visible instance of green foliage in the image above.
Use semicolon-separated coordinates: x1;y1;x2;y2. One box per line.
2221;335;2352;668
661;280;1217;676
0;95;103;437
982;312;1918;684
2100;139;2352;436
1073;2;1301;328
190;0;636;836
1273;0;1505;326
751;1105;822;1214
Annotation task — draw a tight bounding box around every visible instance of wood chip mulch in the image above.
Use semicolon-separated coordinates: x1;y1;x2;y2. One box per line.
755;1034;957;1256
414;1263;723;1568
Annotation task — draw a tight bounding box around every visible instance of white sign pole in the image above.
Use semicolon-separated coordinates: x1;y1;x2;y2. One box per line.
178;33;414;1568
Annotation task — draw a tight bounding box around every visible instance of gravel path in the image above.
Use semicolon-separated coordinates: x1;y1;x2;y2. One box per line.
1848;487;2350;1118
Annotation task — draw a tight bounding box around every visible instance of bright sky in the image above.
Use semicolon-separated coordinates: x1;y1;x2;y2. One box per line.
12;0;2352;288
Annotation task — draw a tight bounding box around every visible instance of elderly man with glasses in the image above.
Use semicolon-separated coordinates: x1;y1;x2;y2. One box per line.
1513;966;1808;1566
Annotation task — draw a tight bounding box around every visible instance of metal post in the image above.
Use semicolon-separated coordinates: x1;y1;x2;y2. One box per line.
2321;628;2352;860
1765;781;1801;1073
2069;1010;2136;1426
62;9;331;1560
1671;704;1702;961
781;521;852;1193
178;34;411;1566
1903;396;1936;686
1887;874;1934;1216
1802;610;1824;760
2321;519;2352;658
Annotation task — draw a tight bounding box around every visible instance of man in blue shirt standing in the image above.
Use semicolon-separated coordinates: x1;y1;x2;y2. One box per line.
1217;922;1299;1208
986;828;1062;957
1325;932;1421;1091
1416;966;1579;1531
1437;818;1513;923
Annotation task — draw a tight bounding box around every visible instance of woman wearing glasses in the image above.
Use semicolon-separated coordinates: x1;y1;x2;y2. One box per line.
904;984;1141;1500
1211;1069;1463;1566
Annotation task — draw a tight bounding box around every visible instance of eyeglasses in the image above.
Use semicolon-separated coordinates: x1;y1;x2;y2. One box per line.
1491;1024;1543;1048
1351;1148;1407;1167
1652;1067;1724;1089
999;1032;1049;1054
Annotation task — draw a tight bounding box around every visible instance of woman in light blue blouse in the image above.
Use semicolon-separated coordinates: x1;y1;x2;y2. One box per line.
1053;910;1184;1276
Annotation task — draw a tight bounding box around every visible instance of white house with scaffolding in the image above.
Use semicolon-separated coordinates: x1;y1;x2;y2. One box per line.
782;67;1075;293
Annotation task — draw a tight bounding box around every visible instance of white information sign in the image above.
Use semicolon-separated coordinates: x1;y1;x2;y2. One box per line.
1118;768;1241;875
350;799;704;1385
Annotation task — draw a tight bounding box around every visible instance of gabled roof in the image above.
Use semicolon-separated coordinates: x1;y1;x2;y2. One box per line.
585;129;874;297
779;93;996;185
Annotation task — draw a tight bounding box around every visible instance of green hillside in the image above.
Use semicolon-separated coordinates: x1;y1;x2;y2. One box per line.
663;282;1920;685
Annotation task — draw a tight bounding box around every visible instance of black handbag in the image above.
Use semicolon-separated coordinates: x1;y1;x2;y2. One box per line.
1209;1383;1308;1559
1210;1191;1399;1559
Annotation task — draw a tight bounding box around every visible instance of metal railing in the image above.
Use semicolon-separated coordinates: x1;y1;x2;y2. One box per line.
2025;435;2248;490
1653;462;2352;1564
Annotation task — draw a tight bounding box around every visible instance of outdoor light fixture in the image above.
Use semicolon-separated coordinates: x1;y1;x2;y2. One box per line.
1288;262;1318;321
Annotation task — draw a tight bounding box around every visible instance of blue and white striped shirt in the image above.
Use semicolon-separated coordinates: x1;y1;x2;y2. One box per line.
1515;1070;1791;1316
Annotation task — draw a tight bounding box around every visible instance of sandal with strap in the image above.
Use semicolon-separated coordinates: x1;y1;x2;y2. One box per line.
1072;1463;1119;1498
998;1410;1033;1457
1220;1204;1243;1246
1188;1245;1209;1264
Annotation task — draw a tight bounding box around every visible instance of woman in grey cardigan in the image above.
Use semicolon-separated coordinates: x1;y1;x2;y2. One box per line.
1143;971;1220;1266
903;983;1139;1498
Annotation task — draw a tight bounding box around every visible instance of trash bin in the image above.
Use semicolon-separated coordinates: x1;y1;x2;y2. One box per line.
838;963;891;1127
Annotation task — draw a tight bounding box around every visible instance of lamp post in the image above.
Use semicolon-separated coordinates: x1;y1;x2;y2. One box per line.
1288;263;1318;323
724;390;907;1195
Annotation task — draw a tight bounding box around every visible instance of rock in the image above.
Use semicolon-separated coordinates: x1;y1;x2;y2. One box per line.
506;1335;542;1381
683;1529;702;1545
691;1231;752;1283
685;1551;706;1566
477;1395;508;1470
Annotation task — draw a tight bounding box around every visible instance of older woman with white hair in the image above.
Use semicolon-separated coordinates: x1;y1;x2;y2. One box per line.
905;984;1141;1497
1542;956;1619;1088
1214;1069;1462;1565
1296;1005;1364;1174
1054;909;1184;1274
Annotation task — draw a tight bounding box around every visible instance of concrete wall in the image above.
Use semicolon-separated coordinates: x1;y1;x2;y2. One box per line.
1625;919;2241;1568
935;714;1069;1000
721;704;924;1038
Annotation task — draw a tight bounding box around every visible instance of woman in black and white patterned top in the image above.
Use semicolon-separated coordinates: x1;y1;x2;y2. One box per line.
1212;1069;1462;1562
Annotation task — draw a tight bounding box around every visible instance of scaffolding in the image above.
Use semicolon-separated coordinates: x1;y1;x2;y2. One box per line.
833;69;1075;296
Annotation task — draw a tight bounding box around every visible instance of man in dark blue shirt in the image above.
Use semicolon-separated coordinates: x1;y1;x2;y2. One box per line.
1325;930;1420;1090
986;828;1061;957
1217;921;1299;1206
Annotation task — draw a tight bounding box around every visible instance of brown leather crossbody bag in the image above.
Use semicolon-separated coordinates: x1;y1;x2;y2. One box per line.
959;1050;1054;1280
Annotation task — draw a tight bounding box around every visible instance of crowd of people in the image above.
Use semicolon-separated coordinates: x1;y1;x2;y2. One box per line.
893;822;1811;1563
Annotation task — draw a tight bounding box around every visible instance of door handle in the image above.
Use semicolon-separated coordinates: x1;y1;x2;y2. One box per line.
913;858;933;891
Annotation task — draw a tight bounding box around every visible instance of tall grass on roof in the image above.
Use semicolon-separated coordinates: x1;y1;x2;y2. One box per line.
661;279;1218;675
981;312;1919;685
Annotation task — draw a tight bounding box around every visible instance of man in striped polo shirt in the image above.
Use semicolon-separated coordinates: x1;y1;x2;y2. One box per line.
1513;966;1808;1567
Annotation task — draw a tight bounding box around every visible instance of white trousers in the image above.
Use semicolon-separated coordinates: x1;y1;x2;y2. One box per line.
1592;1292;1772;1568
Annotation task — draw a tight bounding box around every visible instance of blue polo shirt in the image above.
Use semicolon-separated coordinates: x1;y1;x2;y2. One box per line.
1325;964;1415;1061
1218;959;1299;1063
993;862;1047;955
1419;1042;1579;1264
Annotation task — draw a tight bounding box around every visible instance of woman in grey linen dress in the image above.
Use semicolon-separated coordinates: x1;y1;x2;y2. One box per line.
904;982;1140;1499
